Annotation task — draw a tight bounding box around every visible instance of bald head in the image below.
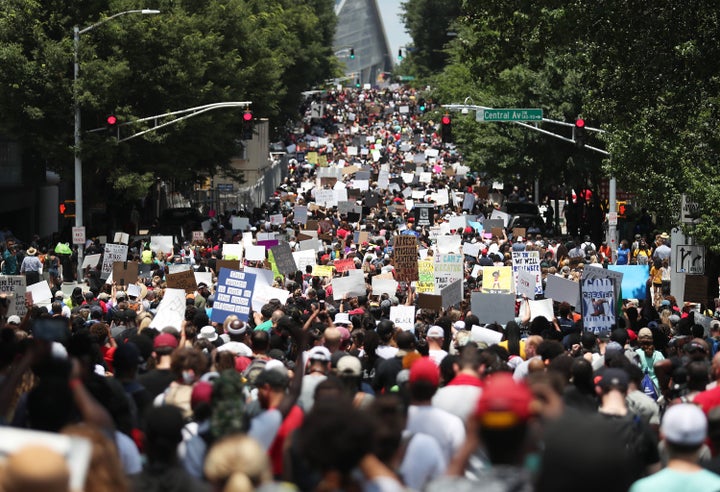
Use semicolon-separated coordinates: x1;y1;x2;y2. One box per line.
323;327;342;352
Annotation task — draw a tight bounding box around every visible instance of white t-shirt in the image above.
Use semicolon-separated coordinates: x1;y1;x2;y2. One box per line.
400;432;447;491
406;405;466;463
432;385;482;421
428;349;448;366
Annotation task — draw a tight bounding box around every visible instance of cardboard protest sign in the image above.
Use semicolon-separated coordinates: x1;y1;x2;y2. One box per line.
685;275;709;304
150;236;173;254
491;227;504;239
418;293;443;311
481;266;514;294
583;265;623;302
0;276;26;316
211;268;257;323
390;305;416;331
528;299;554;321
270;243;298;276
216;260;241;271
372;277;398;296
166;269;198;293
581;277;616;335
334;258;356;272
27;280;53;303
101;244;128;280
512;228;526;239
112;261;139;287
392;235;419;282
441;278;463;309
512;251;542;295
471;292;516;324
149;288;186;331
436;235;462;254
516;270;537;299
545;275;581;307
81;254;101;269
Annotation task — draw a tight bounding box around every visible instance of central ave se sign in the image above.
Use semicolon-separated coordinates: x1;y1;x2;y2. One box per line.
476;108;543;122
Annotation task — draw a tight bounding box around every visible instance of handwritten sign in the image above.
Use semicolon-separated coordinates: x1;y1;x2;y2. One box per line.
166;269;198;293
112;261;139;287
101;244;128;280
334;258;356;272
390;305;416;331
211;268;257;323
393;235;419;282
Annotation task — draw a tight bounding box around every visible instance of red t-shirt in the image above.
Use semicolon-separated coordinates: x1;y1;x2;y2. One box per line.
694;386;720;414
269;405;304;476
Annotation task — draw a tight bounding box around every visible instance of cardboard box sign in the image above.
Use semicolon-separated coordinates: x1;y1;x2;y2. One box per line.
418;293;443;311
166;269;198;293
112;261;139;287
216;260;241;271
512;228;526;239
306;220;319;231
491;227;504;239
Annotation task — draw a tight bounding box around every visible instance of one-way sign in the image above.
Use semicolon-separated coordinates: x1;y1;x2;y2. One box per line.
675;244;705;275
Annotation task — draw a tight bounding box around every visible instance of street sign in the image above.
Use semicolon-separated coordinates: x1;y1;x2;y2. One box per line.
476;108;543;122
72;226;86;245
607;212;618;226
680;194;701;224
675;244;705;274
217;183;234;192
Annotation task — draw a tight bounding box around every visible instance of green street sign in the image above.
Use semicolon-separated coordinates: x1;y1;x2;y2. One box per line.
476;108;543;122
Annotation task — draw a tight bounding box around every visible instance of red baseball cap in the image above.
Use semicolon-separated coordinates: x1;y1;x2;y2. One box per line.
409;357;440;387
476;373;533;427
153;333;179;350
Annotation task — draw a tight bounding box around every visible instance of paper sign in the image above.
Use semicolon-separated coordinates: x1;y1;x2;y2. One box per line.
390;305;416;331
231;217;250;230
127;284;142;298
463;242;482;258
166;269;198;293
528;299;554;321
312;265;335;277
222;243;244;260
292;249;317;272
150;288;187;331
150;236;174;254
434;254;464;294
211;268;257;322
101;244;128;279
372;277;398;296
168;263;192;274
195;272;213;288
269;214;284;225
516;270;537;299
27;280;53;303
482;266;514;294
393;235;419;282
113;232;129;244
471;292;516;324
192;231;205;242
0;276;27;317
437;235;462;254
244;267;275;287
72;227;86;245
294;206;308;224
299;238;321;252
490;210;511;228
583;265;623;302
251;284;291;312
112;261;139;287
245;245;267;262
512;251;542;295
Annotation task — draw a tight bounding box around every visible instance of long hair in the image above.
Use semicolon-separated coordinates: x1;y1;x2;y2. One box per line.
61;424;129;492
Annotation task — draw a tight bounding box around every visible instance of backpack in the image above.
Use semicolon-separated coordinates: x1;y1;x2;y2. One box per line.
242;357;268;386
640;369;658;400
711;338;720;358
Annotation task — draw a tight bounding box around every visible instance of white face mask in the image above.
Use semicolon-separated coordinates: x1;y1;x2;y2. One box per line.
182;370;195;385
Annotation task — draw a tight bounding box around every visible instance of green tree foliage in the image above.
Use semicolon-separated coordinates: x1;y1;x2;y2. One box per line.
0;0;336;206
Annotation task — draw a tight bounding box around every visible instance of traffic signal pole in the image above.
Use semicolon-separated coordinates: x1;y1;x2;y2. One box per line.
443;102;617;258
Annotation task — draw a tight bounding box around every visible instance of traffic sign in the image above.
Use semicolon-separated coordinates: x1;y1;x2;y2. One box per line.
675;244;705;274
680;194;701;224
476;108;543;122
72;226;86;245
607;212;618;226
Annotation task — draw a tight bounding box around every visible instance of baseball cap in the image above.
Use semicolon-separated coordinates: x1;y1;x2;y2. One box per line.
661;403;707;446
604;341;624;359
191;381;213;409
153;333;179;350
453;320;466;330
408;357;439;386
336;355;362;377
255;367;290;388
307;346;331;362
427;325;444;338
597;368;629;392
6;315;21;325
637;328;653;340
476;373;533;428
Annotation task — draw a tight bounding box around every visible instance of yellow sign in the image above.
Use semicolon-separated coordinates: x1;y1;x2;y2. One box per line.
416;260;435;293
481;266;514;294
312;264;335;277
306;151;318;164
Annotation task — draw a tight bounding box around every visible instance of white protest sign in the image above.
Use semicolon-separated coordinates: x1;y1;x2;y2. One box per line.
81;254;101;269
27;280;53;304
251;284;291;312
292;250;317;271
149;288;187;331
101;244;128;279
529;299;554;321
436;235;462;254
462;242;482;258
245;245;266;262
332;276;366;298
470;325;503;345
150;236;174;254
490;209;511;228
511;251;543;295
372;277;398;296
516;270;537;299
0;276;26;317
243;267;275;288
194;272;213;288
222;243;244;259
113;232;129;244
390;305;416;331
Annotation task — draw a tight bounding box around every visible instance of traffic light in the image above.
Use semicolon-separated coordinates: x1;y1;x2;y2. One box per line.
241;111;253;140
349;48;355;59
441;114;453;143
106;114;118;137
418;98;426;113
397;48;403;61
574;117;586;148
355;78;360;88
59;200;75;218
617;201;627;218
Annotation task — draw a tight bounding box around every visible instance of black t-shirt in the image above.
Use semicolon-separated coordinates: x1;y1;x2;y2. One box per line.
137;369;176;399
372;356;403;393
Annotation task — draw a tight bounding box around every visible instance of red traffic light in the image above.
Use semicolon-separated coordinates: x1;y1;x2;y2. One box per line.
243;111;253;121
59;203;66;214
575;118;585;128
441;115;451;125
107;115;117;126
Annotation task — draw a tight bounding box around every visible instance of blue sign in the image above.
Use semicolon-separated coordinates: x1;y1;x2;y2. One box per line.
211;268;256;323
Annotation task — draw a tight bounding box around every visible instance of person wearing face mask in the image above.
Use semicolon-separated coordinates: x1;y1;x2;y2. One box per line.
154;347;209;420
636;328;665;390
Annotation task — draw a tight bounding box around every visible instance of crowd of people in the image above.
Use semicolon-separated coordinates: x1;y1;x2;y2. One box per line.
0;85;719;492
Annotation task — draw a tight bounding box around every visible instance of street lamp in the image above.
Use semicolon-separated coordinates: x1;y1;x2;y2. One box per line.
73;9;160;281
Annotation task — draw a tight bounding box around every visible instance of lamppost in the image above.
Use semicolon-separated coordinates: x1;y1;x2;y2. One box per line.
73;9;159;281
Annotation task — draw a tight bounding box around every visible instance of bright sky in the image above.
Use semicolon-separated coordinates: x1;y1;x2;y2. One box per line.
376;0;412;67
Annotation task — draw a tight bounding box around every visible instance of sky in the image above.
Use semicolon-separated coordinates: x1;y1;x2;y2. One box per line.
376;0;412;66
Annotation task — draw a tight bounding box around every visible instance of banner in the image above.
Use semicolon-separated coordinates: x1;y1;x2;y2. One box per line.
581;277;616;335
511;251;542;295
211;268;257;323
393;235;419;282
